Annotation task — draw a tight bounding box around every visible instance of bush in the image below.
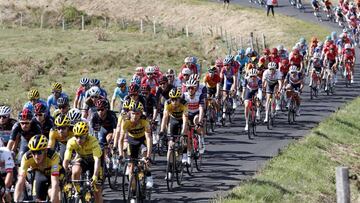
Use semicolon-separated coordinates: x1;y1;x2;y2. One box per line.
62;6;85;23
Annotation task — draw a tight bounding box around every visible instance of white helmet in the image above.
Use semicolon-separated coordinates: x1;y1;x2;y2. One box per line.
345;43;352;49
88;86;101;97
268;62;277;70
249;69;257;77
277;44;284;51
185;78;198;87
0;106;11;117
245;47;253;55
184;57;192;63
67;108;82;123
313;52;321;59
289;65;298;73
182;68;192;75
189;74;200;82
145;66;155;74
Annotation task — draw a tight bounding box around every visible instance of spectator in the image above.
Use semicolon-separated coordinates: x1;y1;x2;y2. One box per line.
267;0;275;16
224;0;230;9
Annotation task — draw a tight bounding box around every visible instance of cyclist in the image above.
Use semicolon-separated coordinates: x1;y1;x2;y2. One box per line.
180;57;198;79
263;62;283;122
323;44;339;87
23;89;48;114
312;0;320;15
160;88;188;176
166;69;182;88
63;122;103;203
141;66;159;95
0;105;17;132
341;43;356;83
278;45;289;60
67;108;84;125
203;66;221;120
270;48;281;65
33;103;54;138
111;78;128;111
155;76;174;122
74;77;90;109
7;109;42;161
133;67;145;78
220;56;237;110
14;135;60;203
113;100;131;157
0;144;14;202
183;77;206;155
119;101;153;189
141;84;158;122
309;37;319;57
52;97;70;118
179;68;192;93
242;69;262;131
48;114;73;160
88;78;107;98
289;48;304;72
154;65;164;79
284;65;304;116
308;52;323;88
47;82;69;113
90;98;117;149
131;75;142;86
124;83;147;115
82;86;104;119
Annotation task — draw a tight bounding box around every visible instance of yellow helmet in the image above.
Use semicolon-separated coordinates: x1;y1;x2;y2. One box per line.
129;100;144;112
73;121;89;136
122;100;131;110
54;114;71;127
28;89;40;100
52;82;62;92
169;88;182;98
28;135;48;151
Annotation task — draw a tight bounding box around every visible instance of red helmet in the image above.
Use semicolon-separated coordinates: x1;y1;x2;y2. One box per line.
18;108;33;121
154;66;160;73
136;67;144;75
215;58;223;67
263;48;270;55
95;98;109;109
128;83;140;94
258;57;266;65
140;84;151;92
281;59;289;65
34;103;47;114
293;49;300;55
271;48;278;55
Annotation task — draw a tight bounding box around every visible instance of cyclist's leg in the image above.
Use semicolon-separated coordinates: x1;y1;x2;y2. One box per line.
33;171;50;201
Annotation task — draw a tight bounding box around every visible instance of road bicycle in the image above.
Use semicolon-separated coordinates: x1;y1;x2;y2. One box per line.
126;158;151;203
247;95;258;139
287;90;300;124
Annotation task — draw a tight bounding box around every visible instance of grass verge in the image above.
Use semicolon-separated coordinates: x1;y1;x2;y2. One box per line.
219;98;360;202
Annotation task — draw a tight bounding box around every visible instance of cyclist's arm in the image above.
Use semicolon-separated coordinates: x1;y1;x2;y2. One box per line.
92;140;102;178
145;123;152;158
50;175;60;203
182;108;189;135
48;130;56;149
119;123;127;157
160;109;169;133
14;155;28;202
231;75;237;91
111;89;118;111
62;141;74;170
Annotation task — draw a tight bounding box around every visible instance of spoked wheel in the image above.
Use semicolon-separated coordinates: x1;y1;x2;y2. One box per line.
127;174;140;203
247;108;256;140
266;102;272;130
109;159;122;191
288;101;296;124
176;154;185;186
194;135;203;172
122;162;129;201
186;149;194;176
166;152;175;191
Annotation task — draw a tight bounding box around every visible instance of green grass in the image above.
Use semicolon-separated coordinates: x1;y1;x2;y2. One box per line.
219;98;360;203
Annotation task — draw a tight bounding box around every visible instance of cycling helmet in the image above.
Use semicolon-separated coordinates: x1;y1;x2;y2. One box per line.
349;2;355;8
189;74;200;82
268;62;277;70
245;47;253;56
313;52;321;59
141;84;151;92
73;121;89;136
52;109;61;119
67;108;82;122
343;32;348;38
18;108;33;121
54;114;71;127
80;77;89;85
238;49;245;55
95;98;110;109
249;69;257;77
52;82;62;91
34;103;47;114
131;75;141;85
350;15;356;20
57;97;69;107
116;78;126;85
326;35;331;41
289;65;298;73
191;57;198;64
318;41;324;47
154;66;160;73
28;135;48;151
135;67;145;75
169;88;182;98
215;58;223;67
0;106;11;117
331;31;337;39
129;100;144;112
88;86;101;97
293;49;300;55
271;48;278;55
128;83;140;94
182;68;192;75
277;45;284;51
185;78;198;87
208;66;217;73
281;59;289;65
299;37;306;45
28;89;40;100
345;44;352;49
263;48;270;55
90;78;100;86
184;57;192;63
166;69;176;76
258;57;266;65
158;76;168;84
311;37;318;43
223;55;233;65
145;66;155;74
122;100;131;110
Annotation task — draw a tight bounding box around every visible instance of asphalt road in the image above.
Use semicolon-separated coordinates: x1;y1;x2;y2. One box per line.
103;1;360;202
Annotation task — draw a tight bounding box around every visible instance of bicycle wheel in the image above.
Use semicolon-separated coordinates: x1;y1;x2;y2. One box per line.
288;100;293;124
166;150;175;191
122;162;129;201
266;101;272;130
176;151;185;186
310;87;314;100
127;174;140;203
109;164;121;190
186;149;194;176
247;106;255;140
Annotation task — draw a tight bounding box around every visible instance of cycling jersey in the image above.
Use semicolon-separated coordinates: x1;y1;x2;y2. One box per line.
32;116;54;138
203;73;221;88
0;147;14;173
20;149;60;176
279;50;289;60
270;55;281;65
141;77;158;95
84;87;107;99
47;92;69;110
10;120;42;142
279;64;290;78
0;118;17;131
286;72;304;85
179;64;198;81
23;99;48;114
112;86;128;102
64;135;102;160
164;99;188;120
48;129;74;148
325;51;337;62
312;59;323;69
76;86;86;101
220;67;235;90
121;118;150;139
242;77;262;91
143;94;157;117
262;69;282;85
117;112;129;125
155;84;174;108
90;110;117;133
183;91;205;117
289;54;303;66
235;55;249;68
123;95;147;114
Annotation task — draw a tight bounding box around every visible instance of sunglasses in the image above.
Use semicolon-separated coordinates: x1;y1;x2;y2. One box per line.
118;84;126;88
57;126;68;130
58;105;68;109
129;94;138;97
167;75;174;78
187;87;196;90
183;74;190;77
91;96;99;99
75;135;87;140
31;150;43;155
0;115;8;119
141;91;149;95
147;73;154;76
20;122;30;125
97;108;106;112
35;113;44;117
171;98;179;102
160;82;167;85
52;91;61;94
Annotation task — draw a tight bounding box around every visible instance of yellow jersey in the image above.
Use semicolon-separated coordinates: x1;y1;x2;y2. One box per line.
64;135;102;161
164;100;188;120
48;129;74;149
117;112;129;126
121;118;150;139
20;149;60;177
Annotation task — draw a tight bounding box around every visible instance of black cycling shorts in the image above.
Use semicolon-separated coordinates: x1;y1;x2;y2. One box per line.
33;171;50;201
207;87;217;97
127;136;146;159
244;88;258;100
224;0;230;3
168;117;183;137
76;157;103;184
265;82;278;94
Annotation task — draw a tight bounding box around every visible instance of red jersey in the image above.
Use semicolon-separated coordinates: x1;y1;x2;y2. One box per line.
279;64;290;76
178;64;198;80
325;51;337;61
76;86;86;97
141;77;159;95
342;48;355;60
289;53;303;66
270;55;281;65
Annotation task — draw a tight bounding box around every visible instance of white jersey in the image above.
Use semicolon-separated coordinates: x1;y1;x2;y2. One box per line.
0;147;14;173
262;70;282;85
183;91;203;115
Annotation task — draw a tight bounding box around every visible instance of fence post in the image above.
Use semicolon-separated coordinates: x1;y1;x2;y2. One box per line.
262;33;266;49
20;12;23;27
256;37;260;53
336;167;350;203
186;25;189;37
140;19;143;33
220;26;223;40
62;17;65;31
153;20;156;35
250;32;254;51
81;15;84;30
40;13;44;29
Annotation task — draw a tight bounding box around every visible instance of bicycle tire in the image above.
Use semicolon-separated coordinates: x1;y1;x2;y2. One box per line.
127;174;140;203
266;101;271;130
288;101;293;124
176;157;185;186
310;87;314;100
166;151;175;191
122;162;129;201
109;162;122;191
247;106;255;140
186;150;194;176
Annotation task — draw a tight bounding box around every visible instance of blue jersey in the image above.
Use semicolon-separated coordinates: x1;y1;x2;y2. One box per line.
235;55;249;67
47;92;69;110
23;99;48;113
112;87;128;101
